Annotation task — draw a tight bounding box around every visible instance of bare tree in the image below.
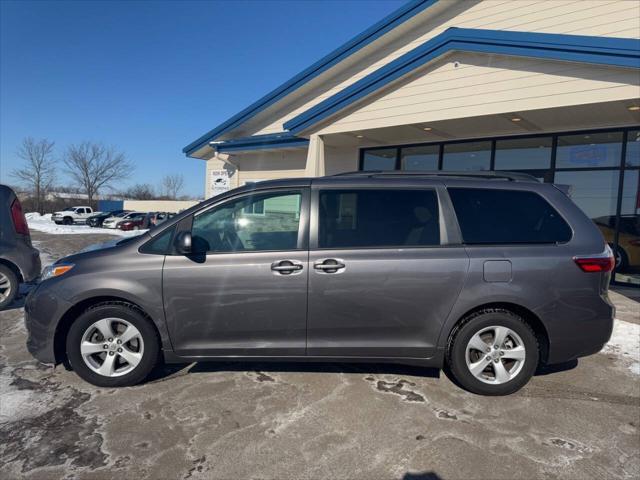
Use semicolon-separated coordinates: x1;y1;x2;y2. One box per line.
63;142;132;204
11;137;56;214
161;173;184;200
125;183;155;200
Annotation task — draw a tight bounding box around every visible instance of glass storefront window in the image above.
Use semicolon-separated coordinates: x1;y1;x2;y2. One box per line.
556;131;623;169
401;145;439;170
495;137;552;170
362;148;396;171
554;170;620;221
442;141;491;171
615;170;639;277
626;130;640;167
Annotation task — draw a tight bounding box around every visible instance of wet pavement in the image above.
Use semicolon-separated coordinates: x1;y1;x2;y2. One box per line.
0;231;638;479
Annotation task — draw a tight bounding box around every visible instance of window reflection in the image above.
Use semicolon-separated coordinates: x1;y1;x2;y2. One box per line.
615;170;640;276
555;170;619;220
401;145;439;170
556;132;623;168
442;141;491;171
495;137;552;170
362;148;396;171
626;130;640;167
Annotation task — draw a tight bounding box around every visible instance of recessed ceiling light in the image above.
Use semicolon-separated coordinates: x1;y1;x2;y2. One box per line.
628;105;640;111
423;127;432;131
510;117;522;122
356;135;364;138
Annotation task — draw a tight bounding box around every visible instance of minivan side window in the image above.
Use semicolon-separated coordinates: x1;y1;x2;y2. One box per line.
192;191;302;253
319;189;440;249
448;188;572;244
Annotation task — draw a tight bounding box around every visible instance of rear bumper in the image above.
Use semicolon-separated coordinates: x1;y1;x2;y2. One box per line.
546;294;615;365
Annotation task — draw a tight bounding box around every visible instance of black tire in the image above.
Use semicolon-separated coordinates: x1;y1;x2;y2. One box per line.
447;308;539;396
0;264;19;310
610;243;629;271
66;302;160;387
63;217;73;225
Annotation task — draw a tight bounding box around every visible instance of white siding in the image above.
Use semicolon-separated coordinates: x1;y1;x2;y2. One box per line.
233;150;308;186
317;52;640;134
253;0;640;136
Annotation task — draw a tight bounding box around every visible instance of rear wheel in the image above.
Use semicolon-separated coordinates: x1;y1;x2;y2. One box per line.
66;303;159;387
610;243;629;271
0;265;18;310
447;309;539;396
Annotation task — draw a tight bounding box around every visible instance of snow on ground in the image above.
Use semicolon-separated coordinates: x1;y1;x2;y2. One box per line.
604;319;640;375
26;212;146;237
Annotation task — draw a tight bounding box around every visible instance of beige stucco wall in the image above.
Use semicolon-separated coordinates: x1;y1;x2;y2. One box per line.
123;200;200;213
254;0;640;136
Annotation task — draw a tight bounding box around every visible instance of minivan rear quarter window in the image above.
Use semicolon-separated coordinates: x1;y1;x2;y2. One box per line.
319;189;440;248
448;188;571;244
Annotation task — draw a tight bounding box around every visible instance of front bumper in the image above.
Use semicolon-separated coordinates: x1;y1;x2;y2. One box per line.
25;282;72;364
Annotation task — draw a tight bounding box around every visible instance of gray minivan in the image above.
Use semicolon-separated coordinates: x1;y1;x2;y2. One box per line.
0;185;41;310
25;172;615;395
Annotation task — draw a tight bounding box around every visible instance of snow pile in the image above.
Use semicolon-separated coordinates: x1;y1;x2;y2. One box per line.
26;212;146;237
604;319;640;375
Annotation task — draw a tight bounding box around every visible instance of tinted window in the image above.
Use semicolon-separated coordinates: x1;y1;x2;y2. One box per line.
192;191;302;253
319;189;440;248
362;148;397;170
401;145;439;170
140;226;175;254
442;141;491;171
494;137;552;170
448;188;571;244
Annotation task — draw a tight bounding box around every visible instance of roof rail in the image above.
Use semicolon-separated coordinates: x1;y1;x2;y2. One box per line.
332;170;540;182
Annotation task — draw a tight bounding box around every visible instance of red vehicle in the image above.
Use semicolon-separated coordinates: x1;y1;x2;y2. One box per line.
116;213;147;231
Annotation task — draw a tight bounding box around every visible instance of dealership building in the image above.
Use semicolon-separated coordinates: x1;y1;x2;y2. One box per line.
184;0;640;284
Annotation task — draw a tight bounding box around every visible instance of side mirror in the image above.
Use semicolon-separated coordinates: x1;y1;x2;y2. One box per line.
174;231;192;254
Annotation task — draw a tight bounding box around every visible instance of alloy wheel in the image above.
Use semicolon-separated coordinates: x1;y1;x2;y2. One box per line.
80;317;144;377
0;271;12;304
464;325;526;385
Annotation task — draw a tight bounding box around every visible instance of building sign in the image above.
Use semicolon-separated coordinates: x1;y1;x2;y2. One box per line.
210;170;229;196
569;145;608;166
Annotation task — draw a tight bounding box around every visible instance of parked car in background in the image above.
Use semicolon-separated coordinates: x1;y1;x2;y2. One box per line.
102;211;143;229
25;172;615;395
117;213;148;231
594;214;640;271
51;206;95;225
149;212;174;227
87;210;130;228
0;185;41;309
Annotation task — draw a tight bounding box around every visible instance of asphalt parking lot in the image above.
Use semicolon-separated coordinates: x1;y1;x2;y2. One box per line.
1;231;639;480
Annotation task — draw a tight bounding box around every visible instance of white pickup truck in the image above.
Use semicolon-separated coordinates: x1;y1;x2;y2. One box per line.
51;206;96;225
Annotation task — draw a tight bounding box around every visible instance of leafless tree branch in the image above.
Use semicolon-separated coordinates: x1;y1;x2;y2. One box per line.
11;137;57;214
63;142;132;204
161;173;184;200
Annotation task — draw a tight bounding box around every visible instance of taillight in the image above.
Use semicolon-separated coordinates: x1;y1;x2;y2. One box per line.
574;247;614;273
10;199;29;236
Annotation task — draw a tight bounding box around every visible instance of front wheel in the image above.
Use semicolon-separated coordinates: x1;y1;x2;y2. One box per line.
0;264;18;310
66;302;160;387
63;217;73;225
447;309;539;396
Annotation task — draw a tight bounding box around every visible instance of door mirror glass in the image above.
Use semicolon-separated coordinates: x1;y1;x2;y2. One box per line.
174;231;192;254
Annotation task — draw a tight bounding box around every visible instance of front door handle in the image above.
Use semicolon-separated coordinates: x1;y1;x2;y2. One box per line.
271;260;303;275
313;258;346;274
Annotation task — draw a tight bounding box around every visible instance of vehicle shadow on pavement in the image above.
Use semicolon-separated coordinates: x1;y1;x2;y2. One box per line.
402;473;443;480
146;361;442;383
146;358;578;385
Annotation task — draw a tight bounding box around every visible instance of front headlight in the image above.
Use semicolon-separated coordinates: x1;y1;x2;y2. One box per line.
41;263;74;281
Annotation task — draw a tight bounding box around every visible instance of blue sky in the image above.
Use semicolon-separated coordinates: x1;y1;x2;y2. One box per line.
0;0;405;197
